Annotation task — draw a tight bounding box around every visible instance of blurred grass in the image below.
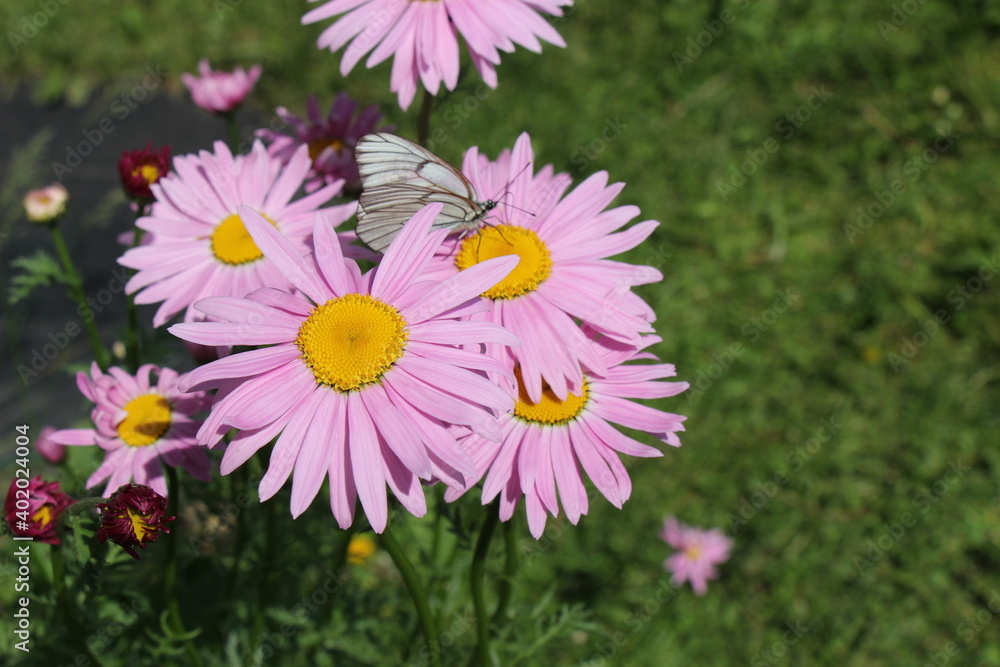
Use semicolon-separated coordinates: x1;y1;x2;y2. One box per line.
2;0;1000;664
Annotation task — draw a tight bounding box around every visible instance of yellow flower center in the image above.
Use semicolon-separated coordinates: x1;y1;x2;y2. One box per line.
455;225;552;300
210;212;278;266
132;164;161;185
127;506;153;542
296;293;409;392
512;367;589;425
347;534;377;565
33;505;54;528
117;394;172;447
308;138;345;162
684;545;703;560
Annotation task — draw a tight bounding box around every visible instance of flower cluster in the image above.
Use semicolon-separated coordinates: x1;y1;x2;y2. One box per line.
161;130;687;537
37;5;693;550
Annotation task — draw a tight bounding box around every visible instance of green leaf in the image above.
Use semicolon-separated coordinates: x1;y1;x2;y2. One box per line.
8;249;67;304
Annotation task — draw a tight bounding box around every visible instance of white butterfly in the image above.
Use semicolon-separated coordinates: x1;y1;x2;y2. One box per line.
355;132;500;253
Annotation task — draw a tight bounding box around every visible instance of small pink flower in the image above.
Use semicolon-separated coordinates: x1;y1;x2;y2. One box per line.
48;364;211;498
257;93;391;195
660;516;732;595
23;183;68;224
303;0;572;110
36;426;66;464
181;59;262;114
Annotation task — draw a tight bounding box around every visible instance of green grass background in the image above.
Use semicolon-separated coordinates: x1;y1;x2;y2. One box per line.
2;0;1000;665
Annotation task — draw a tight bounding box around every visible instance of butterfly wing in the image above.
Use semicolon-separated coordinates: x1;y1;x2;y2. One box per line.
355;133;485;252
357;183;484;253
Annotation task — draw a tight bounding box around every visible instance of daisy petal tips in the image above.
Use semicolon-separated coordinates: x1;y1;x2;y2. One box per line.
302;0;573;110
170;203;520;532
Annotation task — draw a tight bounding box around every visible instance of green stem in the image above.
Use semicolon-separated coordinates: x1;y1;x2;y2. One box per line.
124;224;144;372
251;497;277;651
49;226;110;370
471;507;499;667
492;517;518;625
417;88;434;146
165;466;204;667
379;523;441;667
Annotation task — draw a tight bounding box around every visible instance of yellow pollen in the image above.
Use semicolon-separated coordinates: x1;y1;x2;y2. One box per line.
127;506;153;542
455;225;552;300
308;138;345;162
133;164;161;185
512;367;589;425
32;505;54;528
347;534;377;565
117;394;172;447
296;293;408;392
685;545;703;560
210;212;278;266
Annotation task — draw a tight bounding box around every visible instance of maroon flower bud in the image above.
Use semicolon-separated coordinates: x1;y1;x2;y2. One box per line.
118;142;171;202
4;476;75;544
97;484;174;559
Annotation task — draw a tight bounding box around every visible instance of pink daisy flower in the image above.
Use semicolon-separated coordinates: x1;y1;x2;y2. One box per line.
302;0;572;110
169;203;520;532
118;140;358;328
421;132;662;404
660;516;733;595
181;59;262;114
47;364;211;498
257;93;390;195
450;336;688;538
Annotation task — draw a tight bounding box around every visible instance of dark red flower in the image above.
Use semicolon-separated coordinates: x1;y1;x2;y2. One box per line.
4;476;75;544
97;484;174;559
118;142;171;201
